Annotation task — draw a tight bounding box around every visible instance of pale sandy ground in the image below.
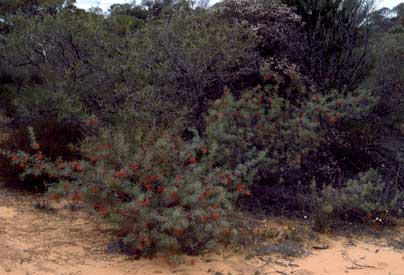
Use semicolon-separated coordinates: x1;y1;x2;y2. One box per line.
0;187;403;275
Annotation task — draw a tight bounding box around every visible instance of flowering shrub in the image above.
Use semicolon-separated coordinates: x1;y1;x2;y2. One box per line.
0;120;83;190
204;70;377;191
0;66;380;255
1;128;250;256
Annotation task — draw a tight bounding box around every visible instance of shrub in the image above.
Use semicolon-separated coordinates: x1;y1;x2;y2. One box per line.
0;119;85;190
204;68;376;211
310;169;404;231
3;127;251;256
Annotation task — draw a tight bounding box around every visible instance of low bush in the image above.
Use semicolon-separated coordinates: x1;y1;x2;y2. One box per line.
309;169;404;231
1;127;253;256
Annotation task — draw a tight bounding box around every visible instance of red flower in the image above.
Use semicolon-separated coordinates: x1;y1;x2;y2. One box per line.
89;155;102;163
97;144;111;151
19;162;26;169
11;155;18;162
188;156;197;164
144;183;152;191
200;215;209;223
99;207;109;217
120;210;129;216
212;213;220;220
63;182;70;192
86;118;98;127
90;186;99;194
170;191;178;201
175;174;182;182
129;162;140;173
145;175;160;185
237;184;246;192
115;169;127;178
140;199;150;207
71;161;82;172
32;142;40;150
157;186;166;193
37;153;44;161
71;192;82;202
225;175;232;185
50;193;61;201
268;97;273;104
175;229;184;236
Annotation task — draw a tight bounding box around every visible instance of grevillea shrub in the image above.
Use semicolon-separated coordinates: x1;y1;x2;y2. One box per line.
204;70;377;197
0;120;84;190
1;128;252;256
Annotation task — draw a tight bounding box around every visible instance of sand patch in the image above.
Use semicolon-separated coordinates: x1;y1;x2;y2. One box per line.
0;206;17;219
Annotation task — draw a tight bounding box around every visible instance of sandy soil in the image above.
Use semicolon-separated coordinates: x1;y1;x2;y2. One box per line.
0;187;403;275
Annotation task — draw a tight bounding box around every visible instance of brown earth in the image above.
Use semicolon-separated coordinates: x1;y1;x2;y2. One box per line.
0;186;403;275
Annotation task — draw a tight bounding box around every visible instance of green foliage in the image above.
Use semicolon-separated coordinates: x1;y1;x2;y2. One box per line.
283;0;374;92
205;68;376;194
1;0;404;258
311;169;404;231
2;127;249;256
129;9;259;130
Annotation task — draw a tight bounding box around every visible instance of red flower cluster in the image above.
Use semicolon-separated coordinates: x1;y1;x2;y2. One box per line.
212;213;220;220
89;155;102;163
188;156;197;164
87;118;98;127
115;169;127;178
50;193;61;201
157;186;166;193
140;199;150;207
90;186;99;194
97;144;111;151
236;184;247;192
36;153;44;161
71;161;82;172
63;182;70;192
129;162;140;173
200;215;209;223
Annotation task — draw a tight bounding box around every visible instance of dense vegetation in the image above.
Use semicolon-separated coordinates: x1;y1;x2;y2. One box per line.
0;0;403;256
